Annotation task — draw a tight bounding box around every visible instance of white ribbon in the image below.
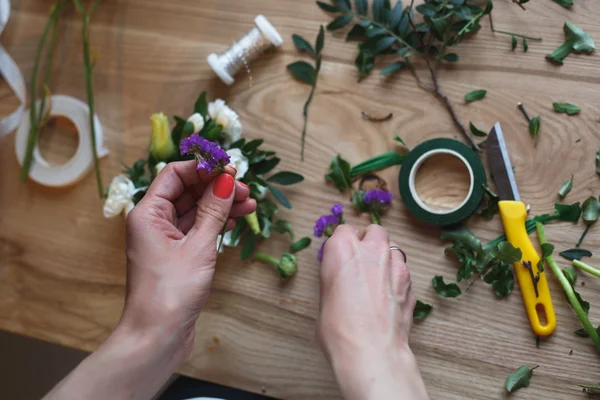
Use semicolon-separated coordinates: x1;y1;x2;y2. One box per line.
0;0;26;137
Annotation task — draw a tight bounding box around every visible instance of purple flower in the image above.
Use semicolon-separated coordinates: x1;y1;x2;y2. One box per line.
314;214;339;237
363;189;393;207
331;203;344;217
179;134;230;174
317;240;326;263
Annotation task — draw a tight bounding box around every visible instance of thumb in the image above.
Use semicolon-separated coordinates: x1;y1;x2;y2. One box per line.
188;173;236;243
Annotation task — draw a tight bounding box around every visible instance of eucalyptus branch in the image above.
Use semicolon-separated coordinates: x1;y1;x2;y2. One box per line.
301;60;319;161
74;0;104;197
536;222;600;351
572;260;600;280
20;1;66;182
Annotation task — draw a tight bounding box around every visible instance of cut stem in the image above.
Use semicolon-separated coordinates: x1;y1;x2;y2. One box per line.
536;222;600;350
576;224;591;247
255;252;279;266
573;260;600;279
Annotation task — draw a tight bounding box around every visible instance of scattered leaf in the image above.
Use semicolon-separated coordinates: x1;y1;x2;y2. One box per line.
511;35;517;51
582;196;600;224
564;266;578;286
267;171;305;185
443;53;460;62
505;366;538;393
575;325;600;338
529;115;541;144
546;22;595;65
553;102;581;115
469;122;487;137
537;243;554;272
558;175;573;198
495;242;522;264
478;186;499;219
523;38;528;52
559;248;592;261
596;148;600;175
272;220;294;240
394;134;406;147
554;201;582;222
290;237;312;253
432;276;462;298
464;89;487;102
413;300;433;319
326;154;352;192
287;61;316;84
552;0;573;7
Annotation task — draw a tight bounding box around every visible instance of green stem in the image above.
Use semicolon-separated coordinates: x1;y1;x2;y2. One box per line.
20;1;64;182
576;224;591;247
371;211;381;225
301;56;319;161
492;29;542;41
573;260;600;279
536;222;600;351
216;223;227;253
349;12;415;52
255;252;279;266
74;0;104;197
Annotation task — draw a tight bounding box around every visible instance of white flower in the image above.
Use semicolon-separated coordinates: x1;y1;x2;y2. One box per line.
187;113;205;133
216;230;241;253
226;148;249;180
155;161;167;175
103;175;136;218
208;99;242;147
254;183;268;200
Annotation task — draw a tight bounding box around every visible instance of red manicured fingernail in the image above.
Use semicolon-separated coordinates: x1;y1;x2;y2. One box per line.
214;174;235;199
239;182;249;190
230;167;237;175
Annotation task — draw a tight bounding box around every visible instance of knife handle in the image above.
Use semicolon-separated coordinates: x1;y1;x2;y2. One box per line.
499;201;556;336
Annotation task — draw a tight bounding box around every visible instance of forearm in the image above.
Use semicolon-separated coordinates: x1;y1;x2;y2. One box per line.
331;346;429;400
44;322;190;400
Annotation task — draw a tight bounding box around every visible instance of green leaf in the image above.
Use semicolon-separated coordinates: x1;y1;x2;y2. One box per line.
553;201;582;222
171;116;195;146
394;134;406;146
228;138;246;149
455;6;472;20
229;217;248;246
360;35;396;55
597;148;600;175
575;325;600;338
355;0;368;15
505;366;538;393
443;53;460;62
579;385;600;394
380;61;406;76
537;243;554;272
552;0;573;7
352;189;368;212
268;184;292;209
327;15;354;31
316;25;325;54
326;154;352;192
272;219;294;240
243;139;264;154
478;186;499;219
413;300;433;319
194;91;208;118
260;215;272;238
469;122;487;137
241;234;256;260
582;196;600;223
464;89;487;102
267;171;304;185
559;248;592;261
388;1;404;30
546;41;573;65
355;48;375;77
287;61;316;84
335;0;351;11
346;24;367;41
563;266;578;286
432;276;462;298
372;0;386;22
290;237;312;253
529;115;541;140
317;1;342;12
253;157;281;175
511;35;517;51
565;22;596;53
292;34;316;57
416;3;436;17
553;102;581;115
350;151;403;177
523;38;528;52
483;262;514;297
495;242;522;264
558;175;573;198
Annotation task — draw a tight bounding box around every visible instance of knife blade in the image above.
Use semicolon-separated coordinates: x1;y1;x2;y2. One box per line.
487;122;520;202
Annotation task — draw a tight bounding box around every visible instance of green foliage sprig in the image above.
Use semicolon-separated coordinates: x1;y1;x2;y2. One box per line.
287;26;325;160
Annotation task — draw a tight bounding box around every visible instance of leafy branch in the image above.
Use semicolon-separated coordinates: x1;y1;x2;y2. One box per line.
287;26;325;161
318;0;498;151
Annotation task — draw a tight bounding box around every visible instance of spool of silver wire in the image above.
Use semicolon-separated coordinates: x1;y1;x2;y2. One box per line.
207;15;283;85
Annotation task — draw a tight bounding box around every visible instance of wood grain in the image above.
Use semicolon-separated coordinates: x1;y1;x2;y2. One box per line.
2;0;600;398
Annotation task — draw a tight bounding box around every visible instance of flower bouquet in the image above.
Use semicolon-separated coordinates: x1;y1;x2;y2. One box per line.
104;92;311;279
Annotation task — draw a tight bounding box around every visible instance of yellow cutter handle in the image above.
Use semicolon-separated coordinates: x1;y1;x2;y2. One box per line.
499;201;556;336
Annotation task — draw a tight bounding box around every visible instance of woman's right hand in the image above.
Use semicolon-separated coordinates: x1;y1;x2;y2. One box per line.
316;224;429;400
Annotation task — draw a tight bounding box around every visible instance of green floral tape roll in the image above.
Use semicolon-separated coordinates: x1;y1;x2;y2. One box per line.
399;138;486;226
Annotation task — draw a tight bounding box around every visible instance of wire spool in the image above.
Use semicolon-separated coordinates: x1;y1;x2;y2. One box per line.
207;15;283;85
399;138;486;226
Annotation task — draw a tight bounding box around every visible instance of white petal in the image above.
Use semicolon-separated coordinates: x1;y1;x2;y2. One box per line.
154;162;167;175
226;148;249;180
124;201;135;216
222;230;240;247
187;113;205;132
208;99;226;119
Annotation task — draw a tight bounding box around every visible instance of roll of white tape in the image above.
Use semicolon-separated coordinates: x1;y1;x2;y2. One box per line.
0;0;27;137
15;95;109;187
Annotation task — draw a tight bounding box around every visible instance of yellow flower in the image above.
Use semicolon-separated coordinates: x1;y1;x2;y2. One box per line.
149;112;176;161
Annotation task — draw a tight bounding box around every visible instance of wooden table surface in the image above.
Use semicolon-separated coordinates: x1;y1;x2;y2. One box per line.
2;0;600;398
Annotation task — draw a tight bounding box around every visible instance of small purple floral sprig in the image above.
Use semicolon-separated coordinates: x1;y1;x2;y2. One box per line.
363;189;392;225
180;133;230;174
314;204;344;262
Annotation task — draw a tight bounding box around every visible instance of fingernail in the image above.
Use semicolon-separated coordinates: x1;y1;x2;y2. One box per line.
214;174;235;199
238;182;249;190
230;166;237;176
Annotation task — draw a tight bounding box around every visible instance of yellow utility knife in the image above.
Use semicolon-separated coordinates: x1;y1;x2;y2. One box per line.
487;123;556;336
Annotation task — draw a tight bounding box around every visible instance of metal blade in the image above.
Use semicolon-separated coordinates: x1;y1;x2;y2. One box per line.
487;122;520;201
